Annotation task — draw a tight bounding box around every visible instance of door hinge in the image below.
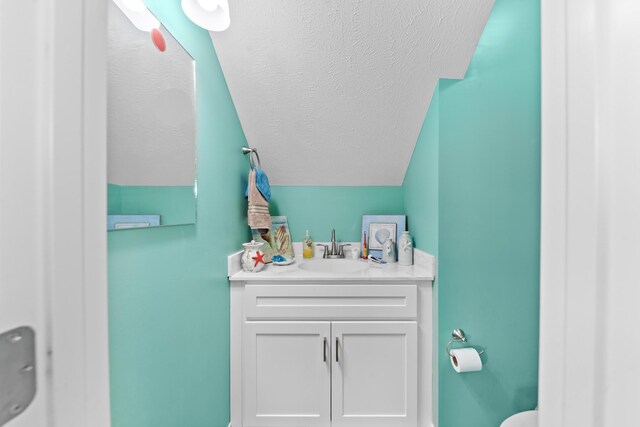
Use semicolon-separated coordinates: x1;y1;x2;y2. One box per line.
0;326;36;426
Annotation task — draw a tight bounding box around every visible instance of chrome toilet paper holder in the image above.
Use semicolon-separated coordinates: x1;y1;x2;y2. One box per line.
446;328;485;357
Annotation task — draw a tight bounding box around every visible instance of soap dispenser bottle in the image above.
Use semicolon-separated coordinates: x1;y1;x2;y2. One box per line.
303;230;314;259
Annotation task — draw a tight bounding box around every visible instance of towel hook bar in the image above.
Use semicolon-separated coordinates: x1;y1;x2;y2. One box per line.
242;147;261;169
445;328;485;357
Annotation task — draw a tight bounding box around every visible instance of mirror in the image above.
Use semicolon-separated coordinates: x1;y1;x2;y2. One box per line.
107;1;197;230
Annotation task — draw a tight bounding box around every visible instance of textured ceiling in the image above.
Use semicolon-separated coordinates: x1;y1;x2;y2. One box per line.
210;0;494;185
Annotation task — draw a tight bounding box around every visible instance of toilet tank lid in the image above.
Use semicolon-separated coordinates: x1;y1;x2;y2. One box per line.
500;410;538;427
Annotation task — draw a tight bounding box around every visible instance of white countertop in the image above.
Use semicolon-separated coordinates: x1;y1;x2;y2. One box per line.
228;242;436;282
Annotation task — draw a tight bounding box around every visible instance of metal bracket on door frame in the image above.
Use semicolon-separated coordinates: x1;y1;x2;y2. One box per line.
0;326;36;426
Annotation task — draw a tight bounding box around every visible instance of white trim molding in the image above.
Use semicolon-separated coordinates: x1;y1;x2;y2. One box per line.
540;0;600;425
43;0;110;425
540;1;640;425
81;0;111;423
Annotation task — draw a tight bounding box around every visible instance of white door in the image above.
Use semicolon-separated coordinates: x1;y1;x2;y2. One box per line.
0;1;110;426
331;322;418;427
243;322;331;427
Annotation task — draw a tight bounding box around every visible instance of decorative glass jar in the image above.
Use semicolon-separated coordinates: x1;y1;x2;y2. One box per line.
241;240;266;273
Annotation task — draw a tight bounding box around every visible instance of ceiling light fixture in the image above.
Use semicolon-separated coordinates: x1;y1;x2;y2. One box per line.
181;0;230;32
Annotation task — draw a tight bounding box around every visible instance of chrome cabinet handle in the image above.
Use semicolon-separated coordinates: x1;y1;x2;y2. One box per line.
323;338;327;362
335;337;339;362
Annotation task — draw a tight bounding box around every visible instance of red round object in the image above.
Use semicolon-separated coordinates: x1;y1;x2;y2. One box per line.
151;29;166;52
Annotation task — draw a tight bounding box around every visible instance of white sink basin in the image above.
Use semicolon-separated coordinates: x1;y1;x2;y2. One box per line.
298;259;368;274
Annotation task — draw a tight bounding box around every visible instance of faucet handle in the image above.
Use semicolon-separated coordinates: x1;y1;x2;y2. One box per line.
316;244;329;258
338;243;351;256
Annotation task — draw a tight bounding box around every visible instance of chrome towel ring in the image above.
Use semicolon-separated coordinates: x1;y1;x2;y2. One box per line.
446;328;485;357
242;146;262;169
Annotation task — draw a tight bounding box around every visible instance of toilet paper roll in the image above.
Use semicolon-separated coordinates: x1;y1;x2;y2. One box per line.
449;348;483;373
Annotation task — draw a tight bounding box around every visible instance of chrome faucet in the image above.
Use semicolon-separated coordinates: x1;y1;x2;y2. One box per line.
317;229;350;259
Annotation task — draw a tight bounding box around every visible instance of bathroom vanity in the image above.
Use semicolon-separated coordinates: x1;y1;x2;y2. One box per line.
228;246;435;427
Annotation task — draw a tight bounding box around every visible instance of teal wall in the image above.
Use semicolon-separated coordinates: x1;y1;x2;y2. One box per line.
108;1;249;425
403;1;540;426
270;186;404;242
404;86;439;257
108;183;122;214
108;184;196;226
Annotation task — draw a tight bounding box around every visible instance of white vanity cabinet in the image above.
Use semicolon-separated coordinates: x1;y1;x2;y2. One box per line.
243;320;417;427
229;278;433;427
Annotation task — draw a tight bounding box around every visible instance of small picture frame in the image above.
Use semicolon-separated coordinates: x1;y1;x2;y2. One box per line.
108;214;160;231
368;222;397;250
362;215;406;257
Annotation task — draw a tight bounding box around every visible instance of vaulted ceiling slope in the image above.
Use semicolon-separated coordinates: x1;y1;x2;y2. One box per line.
210;0;494;185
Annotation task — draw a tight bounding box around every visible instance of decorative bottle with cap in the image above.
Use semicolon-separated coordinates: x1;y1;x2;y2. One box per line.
398;231;413;266
303;230;314;259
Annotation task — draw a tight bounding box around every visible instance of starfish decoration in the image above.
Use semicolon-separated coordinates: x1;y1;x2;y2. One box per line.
252;251;265;267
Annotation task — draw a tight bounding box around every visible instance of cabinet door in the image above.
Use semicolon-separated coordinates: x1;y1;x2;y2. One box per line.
243;322;331;427
332;322;418;427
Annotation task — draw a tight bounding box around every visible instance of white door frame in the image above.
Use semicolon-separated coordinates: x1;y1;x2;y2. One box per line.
540;0;640;425
539;0;601;425
35;0;110;425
